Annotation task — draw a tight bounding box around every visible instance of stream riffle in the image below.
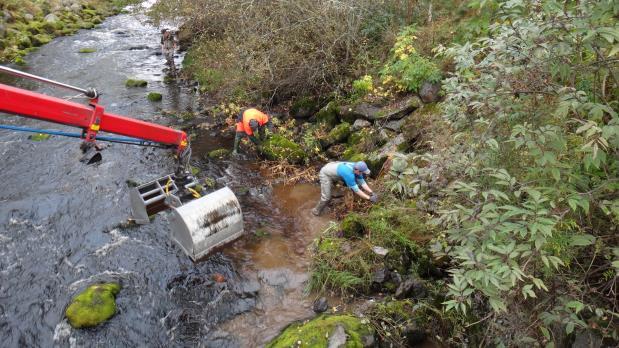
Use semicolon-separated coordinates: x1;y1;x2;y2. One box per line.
0;6;329;348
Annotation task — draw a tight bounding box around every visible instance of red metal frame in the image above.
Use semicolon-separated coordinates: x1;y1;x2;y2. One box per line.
0;83;188;153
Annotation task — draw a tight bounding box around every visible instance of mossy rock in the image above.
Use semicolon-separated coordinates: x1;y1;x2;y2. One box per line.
14;56;26;66
267;314;373;348
31;34;52;46
147;92;162;102
290;96;320;119
315;101;340;127
260;134;307;164
65;283;121;329
321;122;351;148
17;35;31;49
125;79;147;87
78;47;96;53
78;21;95;29
341;213;366;239
208;148;230;159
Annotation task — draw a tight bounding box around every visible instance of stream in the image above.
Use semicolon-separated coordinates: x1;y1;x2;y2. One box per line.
0;4;331;347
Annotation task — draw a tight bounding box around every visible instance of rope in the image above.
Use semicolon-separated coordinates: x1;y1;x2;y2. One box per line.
0;124;169;148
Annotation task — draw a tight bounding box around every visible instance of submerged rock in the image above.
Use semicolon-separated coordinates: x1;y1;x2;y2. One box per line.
267;315;373;348
65;283;121;328
125;79;147;87
147;92;162;102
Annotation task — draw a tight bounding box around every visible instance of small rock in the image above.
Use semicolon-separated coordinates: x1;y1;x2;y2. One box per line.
328;324;348;348
371;246;389;256
419;81;441;103
312;297;329;313
70;3;82;12
352;119;371;131
44;13;60;23
385;119;404;132
390;272;402;287
24;14;34;21
372;268;389;283
395;277;428;299
361;334;375;347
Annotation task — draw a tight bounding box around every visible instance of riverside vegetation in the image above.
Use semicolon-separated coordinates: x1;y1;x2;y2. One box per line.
0;0;138;65
149;0;618;346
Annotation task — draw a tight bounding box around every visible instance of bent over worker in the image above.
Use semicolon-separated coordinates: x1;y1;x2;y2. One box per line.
312;161;377;216
233;108;273;155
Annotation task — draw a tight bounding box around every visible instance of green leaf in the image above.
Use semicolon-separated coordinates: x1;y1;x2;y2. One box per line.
566;322;575;335
569;234;596;246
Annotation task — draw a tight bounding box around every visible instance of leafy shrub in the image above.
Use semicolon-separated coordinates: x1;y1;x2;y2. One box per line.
420;0;619;344
352;75;374;98
380;26;442;93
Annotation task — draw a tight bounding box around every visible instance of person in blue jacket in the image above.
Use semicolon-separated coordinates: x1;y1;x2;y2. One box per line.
312;161;377;216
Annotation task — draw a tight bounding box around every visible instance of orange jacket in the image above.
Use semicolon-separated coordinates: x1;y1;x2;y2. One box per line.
235;108;270;136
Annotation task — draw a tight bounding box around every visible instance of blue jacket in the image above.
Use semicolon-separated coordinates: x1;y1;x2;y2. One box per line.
337;162;367;192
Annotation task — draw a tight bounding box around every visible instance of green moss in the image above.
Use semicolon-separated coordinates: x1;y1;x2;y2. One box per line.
208;148;230;159
14;56;27;66
260;134;307;164
28;133;51;141
190;166;200;176
315;101;340;127
65;283;121;328
17;35;32;49
125;79;147;87
79;21;96;29
28;33;50;46
78;47;96;53
147;92;162;101
204;177;216;188
341;213;366;239
267;315;373;348
321;122;352;147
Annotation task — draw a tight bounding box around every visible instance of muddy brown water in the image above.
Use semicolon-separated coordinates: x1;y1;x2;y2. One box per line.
0;3;332;347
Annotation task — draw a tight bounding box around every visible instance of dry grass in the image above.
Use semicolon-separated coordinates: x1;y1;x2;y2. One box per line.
259;160;318;185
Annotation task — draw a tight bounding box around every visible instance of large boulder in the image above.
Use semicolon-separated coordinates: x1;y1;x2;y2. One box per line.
339;96;422;122
261;134;306;164
266;315;374;348
65;283;121;328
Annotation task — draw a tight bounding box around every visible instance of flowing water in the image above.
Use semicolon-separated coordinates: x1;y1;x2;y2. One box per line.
0;5;331;347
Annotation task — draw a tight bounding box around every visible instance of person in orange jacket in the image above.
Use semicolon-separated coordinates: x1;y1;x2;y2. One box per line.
233;108;273;154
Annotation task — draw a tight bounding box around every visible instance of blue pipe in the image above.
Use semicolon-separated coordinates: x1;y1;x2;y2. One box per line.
0;124;163;147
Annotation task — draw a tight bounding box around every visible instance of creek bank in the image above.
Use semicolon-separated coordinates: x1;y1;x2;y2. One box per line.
0;0;134;65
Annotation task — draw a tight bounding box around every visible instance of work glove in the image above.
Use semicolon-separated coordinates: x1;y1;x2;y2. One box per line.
369;193;378;203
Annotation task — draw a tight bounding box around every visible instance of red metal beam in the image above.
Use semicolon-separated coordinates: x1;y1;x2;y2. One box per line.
0;83;187;151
